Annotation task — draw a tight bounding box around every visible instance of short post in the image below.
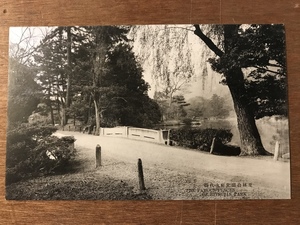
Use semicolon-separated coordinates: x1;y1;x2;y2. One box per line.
138;158;146;191
274;141;280;161
210;137;216;154
96;144;101;168
68;125;70;131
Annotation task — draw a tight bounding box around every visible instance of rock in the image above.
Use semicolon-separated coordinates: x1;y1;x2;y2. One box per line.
210;138;241;156
282;153;290;159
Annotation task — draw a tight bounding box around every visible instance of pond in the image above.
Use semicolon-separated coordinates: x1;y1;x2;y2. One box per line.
157;117;290;155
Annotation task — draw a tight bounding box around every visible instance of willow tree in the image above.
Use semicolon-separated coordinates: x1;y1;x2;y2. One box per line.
132;24;287;156
134;26;195;97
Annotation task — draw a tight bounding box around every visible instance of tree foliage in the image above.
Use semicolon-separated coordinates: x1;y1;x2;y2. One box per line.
186;94;231;119
8;55;41;126
193;24;287;155
9;24;288;156
100;43;161;127
202;25;287;119
6;123;76;185
245;72;287;119
33;26;161;130
34;27;80;126
133;24;287;155
130;25;195;100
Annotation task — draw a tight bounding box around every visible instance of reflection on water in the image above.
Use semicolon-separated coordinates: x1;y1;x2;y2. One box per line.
159;117;290;154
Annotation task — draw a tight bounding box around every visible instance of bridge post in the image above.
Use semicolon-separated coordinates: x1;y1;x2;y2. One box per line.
138;158;146;191
161;129;170;145
210;137;216;154
274;141;280;161
96;144;101;168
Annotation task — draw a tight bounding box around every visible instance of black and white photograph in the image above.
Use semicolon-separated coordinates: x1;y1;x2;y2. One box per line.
6;24;290;200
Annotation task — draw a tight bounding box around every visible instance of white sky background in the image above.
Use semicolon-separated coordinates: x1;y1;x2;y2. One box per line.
9;26;230;101
9;27;54;48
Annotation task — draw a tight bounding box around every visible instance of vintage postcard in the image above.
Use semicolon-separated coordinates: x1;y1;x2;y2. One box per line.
6;24;290;200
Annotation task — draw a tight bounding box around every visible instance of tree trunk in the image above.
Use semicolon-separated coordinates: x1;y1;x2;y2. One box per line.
49;103;55;126
58;28;68;127
57;98;60;123
223;25;270;156
60;106;67;127
66;27;72;108
225;68;270;155
194;24;272;156
84;95;92;124
94;99;100;136
47;86;55;126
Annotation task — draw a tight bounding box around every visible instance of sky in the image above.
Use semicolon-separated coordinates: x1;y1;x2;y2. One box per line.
9;27;52;47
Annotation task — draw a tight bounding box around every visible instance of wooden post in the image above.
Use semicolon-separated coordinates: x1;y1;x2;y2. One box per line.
274;141;280;161
138;158;146;191
210;137;216;154
96;144;101;168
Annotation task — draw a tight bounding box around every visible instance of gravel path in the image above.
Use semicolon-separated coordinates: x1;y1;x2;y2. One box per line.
53;131;291;200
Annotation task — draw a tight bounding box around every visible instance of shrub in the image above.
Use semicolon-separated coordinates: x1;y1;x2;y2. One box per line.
6;123;76;185
170;128;233;151
6;124;58;168
182;118;192;126
60;135;76;144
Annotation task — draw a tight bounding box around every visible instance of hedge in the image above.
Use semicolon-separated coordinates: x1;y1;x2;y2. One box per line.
169;128;233;151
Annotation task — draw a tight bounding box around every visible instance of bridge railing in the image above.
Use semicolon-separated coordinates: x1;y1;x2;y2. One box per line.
100;126;128;137
99;126;170;144
128;127;161;143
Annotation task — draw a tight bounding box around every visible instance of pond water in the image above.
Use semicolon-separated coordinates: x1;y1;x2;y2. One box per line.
158;117;290;155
